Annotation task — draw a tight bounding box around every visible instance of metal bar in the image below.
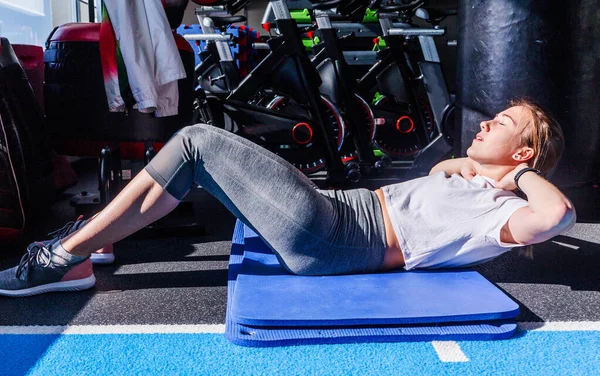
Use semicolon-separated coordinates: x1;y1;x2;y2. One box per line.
418;36;440;62
270;0;291;20
96;0;103;22
195;6;227;15
261;2;273;25
183;34;233;42
388;28;446;37
252;43;270;50
314;10;333;29
216;40;234;61
88;0;95;22
197;13;216;35
378;14;394;37
342;51;378;66
296;22;414;39
75;0;80;22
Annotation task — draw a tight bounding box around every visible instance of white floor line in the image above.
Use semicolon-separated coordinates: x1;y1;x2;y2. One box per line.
431;341;469;362
2;321;600;336
0;324;226;335
551;240;580;250
518;321;600;331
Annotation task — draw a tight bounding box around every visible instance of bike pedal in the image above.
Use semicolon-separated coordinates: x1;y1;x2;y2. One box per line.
346;168;361;184
373;156;392;172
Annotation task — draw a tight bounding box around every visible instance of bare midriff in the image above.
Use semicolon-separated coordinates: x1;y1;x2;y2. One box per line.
374;189;405;270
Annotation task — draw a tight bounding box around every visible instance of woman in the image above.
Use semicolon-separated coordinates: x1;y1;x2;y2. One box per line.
0;99;576;297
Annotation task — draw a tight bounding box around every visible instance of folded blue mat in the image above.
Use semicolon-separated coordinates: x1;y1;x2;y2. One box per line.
226;220;518;347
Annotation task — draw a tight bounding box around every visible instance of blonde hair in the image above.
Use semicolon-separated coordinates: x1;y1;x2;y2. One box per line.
509;98;564;259
509;98;564;176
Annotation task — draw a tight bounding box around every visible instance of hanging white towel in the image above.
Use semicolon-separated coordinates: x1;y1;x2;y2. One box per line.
103;0;186;117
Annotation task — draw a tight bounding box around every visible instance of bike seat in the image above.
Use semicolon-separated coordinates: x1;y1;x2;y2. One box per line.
211;15;247;27
310;0;343;10
337;0;370;19
192;0;229;5
420;7;457;22
379;0;425;13
192;0;250;17
311;0;368;21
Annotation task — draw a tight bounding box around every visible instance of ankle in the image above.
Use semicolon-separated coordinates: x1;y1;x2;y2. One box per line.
60;237;89;257
51;242;88;265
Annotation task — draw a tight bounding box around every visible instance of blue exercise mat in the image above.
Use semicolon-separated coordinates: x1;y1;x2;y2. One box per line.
226;220;518;347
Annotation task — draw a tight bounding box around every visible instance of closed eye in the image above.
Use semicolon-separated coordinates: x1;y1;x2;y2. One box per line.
494;114;506;126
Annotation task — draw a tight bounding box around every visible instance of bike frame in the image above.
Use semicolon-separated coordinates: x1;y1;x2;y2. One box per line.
191;0;348;186
310;7;378;171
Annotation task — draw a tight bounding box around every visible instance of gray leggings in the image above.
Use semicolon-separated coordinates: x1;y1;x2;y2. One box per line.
145;124;387;275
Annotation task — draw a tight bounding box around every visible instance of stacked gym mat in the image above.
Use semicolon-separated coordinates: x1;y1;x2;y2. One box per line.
226;220;519;347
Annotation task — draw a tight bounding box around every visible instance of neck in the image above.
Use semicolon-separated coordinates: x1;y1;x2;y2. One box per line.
476;164;517;182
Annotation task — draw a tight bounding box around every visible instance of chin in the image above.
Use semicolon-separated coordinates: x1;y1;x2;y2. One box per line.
466;149;484;164
466;147;474;158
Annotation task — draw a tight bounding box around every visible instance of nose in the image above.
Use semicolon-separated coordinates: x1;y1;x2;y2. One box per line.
480;120;490;132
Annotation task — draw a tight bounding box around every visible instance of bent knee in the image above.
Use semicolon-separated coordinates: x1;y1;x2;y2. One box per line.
176;123;212;140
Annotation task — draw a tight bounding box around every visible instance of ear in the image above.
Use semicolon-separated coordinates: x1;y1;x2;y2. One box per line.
512;146;534;163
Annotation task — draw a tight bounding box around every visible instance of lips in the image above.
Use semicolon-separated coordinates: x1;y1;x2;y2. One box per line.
474;134;484;142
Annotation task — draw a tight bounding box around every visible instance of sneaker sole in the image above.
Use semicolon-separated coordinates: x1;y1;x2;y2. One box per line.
0;275;96;297
90;253;115;265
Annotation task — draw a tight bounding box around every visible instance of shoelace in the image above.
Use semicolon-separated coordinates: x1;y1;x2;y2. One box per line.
15;242;53;281
46;220;80;240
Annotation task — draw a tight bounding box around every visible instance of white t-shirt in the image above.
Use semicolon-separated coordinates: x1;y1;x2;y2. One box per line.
381;172;529;270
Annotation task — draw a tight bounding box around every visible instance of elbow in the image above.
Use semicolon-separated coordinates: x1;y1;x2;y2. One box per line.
561;205;577;232
524;203;576;245
547;203;577;233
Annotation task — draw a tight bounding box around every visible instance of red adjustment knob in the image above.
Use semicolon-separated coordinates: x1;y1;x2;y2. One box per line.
292;123;313;145
262;22;272;32
307;31;315;40
373;37;380;45
396;116;415;133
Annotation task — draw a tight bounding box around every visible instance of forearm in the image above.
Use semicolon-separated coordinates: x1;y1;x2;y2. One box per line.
518;171;576;229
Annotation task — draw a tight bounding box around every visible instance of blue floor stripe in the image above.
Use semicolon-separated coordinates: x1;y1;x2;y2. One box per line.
1;331;599;375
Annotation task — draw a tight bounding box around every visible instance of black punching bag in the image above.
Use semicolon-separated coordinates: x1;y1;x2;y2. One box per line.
457;0;600;187
551;0;600;187
455;0;565;167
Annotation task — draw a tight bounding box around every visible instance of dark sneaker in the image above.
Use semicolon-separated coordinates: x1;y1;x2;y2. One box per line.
43;216;115;265
0;242;95;297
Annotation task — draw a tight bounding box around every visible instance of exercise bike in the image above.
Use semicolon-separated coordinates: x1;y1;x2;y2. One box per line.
188;0;353;187
303;0;391;178
355;0;454;176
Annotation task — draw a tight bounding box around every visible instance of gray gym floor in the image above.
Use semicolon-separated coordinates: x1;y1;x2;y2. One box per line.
0;158;599;326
